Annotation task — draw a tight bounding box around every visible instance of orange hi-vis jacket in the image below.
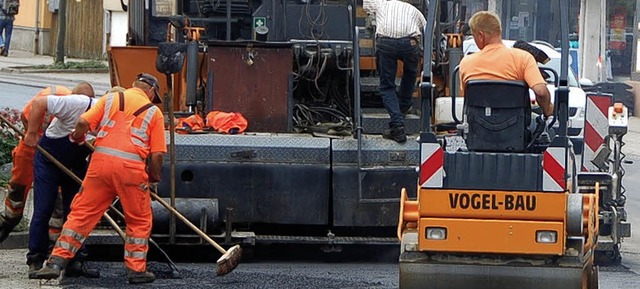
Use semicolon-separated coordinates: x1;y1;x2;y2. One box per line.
87;88;167;160
206;110;248;134
50;88;166;272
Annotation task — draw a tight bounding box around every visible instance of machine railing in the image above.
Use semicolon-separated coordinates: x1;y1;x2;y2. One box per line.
419;0;439;133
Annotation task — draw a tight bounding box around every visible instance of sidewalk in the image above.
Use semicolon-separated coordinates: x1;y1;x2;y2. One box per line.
0;50;111;93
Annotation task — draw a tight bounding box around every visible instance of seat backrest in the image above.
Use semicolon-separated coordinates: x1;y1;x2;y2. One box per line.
464;80;531;152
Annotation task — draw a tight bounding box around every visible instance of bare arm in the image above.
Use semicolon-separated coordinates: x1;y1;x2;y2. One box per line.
147;152;165;183
71;118;91;140
531;83;553;117
20;112;28;133
24;97;48;146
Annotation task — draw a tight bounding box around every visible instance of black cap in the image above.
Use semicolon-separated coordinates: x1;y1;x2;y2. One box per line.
136;73;162;104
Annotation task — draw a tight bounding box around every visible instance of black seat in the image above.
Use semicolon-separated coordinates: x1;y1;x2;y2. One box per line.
464;80;531;152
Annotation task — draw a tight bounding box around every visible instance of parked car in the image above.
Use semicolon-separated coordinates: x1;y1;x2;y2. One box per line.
462;39;586;153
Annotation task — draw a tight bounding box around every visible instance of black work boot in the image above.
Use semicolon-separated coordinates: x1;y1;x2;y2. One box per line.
0;183;26;243
0;214;20;243
127;269;156;284
35;256;68;280
401;106;413;116
382;126;407;143
65;260;100;278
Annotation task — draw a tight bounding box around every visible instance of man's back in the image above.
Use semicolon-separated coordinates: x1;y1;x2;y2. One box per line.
364;0;426;38
82;88;165;159
459;43;545;95
45;94;94;139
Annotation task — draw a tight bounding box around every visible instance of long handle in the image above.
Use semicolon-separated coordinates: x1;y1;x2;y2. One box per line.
149;192;227;254
0;115;122;234
1;114;183;275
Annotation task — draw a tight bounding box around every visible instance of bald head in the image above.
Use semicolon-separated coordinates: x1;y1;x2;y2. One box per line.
72;81;95;98
107;86;126;94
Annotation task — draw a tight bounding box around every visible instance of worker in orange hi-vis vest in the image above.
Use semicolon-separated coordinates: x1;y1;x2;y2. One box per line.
35;73;167;285
0;85;71;244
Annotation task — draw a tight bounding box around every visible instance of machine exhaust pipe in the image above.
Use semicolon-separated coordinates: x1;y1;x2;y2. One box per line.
152;198;219;234
186;40;199;110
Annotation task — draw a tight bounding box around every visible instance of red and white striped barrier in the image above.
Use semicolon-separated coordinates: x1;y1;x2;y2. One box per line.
581;93;612;172
543;147;567;192
420;143;444;188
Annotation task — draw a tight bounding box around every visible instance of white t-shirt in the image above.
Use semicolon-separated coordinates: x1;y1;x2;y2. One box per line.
45;94;95;139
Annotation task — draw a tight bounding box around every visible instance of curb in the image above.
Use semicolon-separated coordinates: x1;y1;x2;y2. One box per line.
0;67;109;74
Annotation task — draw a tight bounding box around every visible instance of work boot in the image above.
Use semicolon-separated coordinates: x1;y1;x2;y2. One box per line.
0;215;20;243
65;260;100;278
127;270;156;284
34;256;68;280
382;126;407;143
27;261;43;279
401;105;413;116
35;263;63;280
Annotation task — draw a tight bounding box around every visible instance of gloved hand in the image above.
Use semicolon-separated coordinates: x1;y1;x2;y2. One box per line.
68;130;86;145
144;182;159;194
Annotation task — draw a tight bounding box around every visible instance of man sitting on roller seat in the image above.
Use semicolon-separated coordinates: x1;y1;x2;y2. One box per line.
459;11;553;119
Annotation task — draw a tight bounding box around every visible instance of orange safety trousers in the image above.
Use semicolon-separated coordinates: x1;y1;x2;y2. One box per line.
5;140;64;240
6;141;36;218
51;107;152;272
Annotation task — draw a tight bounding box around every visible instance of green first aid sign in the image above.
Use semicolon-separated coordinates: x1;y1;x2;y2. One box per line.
253;17;266;29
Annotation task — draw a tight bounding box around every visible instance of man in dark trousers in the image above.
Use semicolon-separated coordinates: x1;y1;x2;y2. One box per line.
22;82;100;279
0;0;18;56
364;0;426;143
36;74;166;285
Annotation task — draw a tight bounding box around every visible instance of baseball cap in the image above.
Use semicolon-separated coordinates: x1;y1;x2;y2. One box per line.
136;73;162;104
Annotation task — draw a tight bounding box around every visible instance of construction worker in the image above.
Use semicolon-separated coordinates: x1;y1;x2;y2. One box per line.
23;82;100;279
36;73;166;285
459;11;553;117
0;85;72;244
364;0;426;143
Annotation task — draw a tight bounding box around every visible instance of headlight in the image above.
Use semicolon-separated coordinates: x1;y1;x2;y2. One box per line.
536;230;557;243
578;108;585;118
426;227;447;240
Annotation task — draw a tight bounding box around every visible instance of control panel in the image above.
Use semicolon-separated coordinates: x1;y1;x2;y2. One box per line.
608;103;628;135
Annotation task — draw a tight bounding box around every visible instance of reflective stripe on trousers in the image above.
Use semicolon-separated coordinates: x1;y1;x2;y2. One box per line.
124;236;149;269
53;228;86;257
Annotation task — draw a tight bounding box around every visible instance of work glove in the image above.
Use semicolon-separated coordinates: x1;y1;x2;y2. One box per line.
146;182;159;194
68;130;86;145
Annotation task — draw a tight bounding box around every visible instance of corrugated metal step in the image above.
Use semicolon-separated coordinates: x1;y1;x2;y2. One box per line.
361;108;420;134
359;76;402;93
360;76;379;92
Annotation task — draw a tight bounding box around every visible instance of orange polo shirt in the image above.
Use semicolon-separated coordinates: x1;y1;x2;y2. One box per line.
459;42;545;96
81;87;167;158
